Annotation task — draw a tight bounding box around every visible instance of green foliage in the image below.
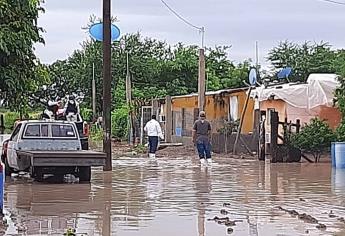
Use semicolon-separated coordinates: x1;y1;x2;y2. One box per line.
90;125;103;142
80;108;93;122
268;41;336;82
43;31;252;112
111;106;129;140
0;0;48;112
335;122;345;142
291;118;335;162
3;112;19;132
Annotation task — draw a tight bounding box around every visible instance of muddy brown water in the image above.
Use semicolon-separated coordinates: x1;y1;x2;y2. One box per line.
3;157;345;236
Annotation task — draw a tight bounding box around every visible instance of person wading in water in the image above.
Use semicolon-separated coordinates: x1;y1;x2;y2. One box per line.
144;115;164;159
192;111;212;165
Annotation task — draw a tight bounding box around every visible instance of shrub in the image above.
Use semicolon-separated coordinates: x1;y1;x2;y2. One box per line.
111;106;129;140
80;108;93;122
3;112;20;133
291;118;335;162
336;121;345;142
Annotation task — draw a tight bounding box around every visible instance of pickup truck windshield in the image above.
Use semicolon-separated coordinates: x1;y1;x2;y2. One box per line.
52;124;76;138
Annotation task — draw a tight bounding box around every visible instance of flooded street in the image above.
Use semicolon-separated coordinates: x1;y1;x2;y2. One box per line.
3;156;345;236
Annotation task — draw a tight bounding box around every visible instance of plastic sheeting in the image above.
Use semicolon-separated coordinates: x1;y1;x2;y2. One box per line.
251;74;339;109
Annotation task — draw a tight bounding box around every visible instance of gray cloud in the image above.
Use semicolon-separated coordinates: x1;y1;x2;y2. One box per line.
35;0;345;66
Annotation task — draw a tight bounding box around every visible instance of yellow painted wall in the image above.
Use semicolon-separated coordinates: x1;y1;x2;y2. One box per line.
170;90;255;134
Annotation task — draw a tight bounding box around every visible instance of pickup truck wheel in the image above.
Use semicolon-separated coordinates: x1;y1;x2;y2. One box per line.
78;167;91;182
3;157;13;176
32;167;44;181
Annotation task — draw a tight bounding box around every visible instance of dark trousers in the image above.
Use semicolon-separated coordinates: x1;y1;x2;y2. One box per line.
196;140;212;159
148;136;159;154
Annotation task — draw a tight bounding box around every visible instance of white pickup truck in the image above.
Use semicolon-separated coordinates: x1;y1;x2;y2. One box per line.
1;120;105;182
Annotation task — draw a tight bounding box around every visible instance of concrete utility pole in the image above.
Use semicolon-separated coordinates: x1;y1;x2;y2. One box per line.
92;63;96;119
125;52;133;145
102;0;112;171
198;48;206;111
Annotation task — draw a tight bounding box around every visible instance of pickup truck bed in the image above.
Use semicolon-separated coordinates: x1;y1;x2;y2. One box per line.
17;150;106;167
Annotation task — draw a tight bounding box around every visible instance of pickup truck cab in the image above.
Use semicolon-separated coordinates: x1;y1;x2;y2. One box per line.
1;120;105;182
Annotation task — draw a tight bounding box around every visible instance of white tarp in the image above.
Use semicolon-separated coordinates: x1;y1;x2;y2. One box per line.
251;73;339;109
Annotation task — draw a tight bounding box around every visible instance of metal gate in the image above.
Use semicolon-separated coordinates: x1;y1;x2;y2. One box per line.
140;106;152;144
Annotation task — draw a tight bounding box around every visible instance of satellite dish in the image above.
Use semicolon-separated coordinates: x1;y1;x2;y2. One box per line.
277;67;292;80
248;68;257;86
89;23;120;42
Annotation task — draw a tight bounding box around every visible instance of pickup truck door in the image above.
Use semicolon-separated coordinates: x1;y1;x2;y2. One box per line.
7;124;22;170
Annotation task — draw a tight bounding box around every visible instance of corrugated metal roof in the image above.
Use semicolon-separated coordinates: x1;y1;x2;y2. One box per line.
171;87;248;99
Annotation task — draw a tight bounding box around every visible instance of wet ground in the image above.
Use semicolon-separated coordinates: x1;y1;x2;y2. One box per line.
3;155;345;236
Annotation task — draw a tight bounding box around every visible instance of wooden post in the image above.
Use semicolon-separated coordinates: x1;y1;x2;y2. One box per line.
198;49;206;111
233;87;253;154
296;119;301;133
270;111;279;163
258;113;265;161
165;96;172;143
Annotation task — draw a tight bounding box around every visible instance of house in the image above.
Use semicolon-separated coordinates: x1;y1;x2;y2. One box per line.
138;87;258;153
252;73;341;133
167;88;255;141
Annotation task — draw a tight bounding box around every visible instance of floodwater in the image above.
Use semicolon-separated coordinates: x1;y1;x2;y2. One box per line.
3;157;345;236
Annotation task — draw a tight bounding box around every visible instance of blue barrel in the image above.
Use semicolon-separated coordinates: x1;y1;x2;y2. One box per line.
334;142;345;168
332;142;336;167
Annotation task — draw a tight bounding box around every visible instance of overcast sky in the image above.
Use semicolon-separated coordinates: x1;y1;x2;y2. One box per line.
35;0;345;66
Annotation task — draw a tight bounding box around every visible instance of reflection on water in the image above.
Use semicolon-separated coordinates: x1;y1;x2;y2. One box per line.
3;157;345;235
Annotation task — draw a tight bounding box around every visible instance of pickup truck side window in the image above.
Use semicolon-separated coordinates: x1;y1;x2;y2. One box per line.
11;124;22;141
25;125;40;137
52;124;76;138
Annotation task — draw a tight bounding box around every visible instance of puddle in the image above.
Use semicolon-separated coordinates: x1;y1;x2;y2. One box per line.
3;157;345;235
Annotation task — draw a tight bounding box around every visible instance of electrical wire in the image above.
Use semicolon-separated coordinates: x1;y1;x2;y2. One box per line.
160;0;202;31
317;0;345;5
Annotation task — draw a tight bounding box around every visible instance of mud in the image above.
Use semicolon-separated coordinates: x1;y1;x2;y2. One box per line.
3;150;345;235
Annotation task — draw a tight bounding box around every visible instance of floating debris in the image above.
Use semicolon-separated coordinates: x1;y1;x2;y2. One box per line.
316;223;327;230
337;217;345;223
328;210;336;218
227;228;234;234
288;210;299;216
64;228;76;236
223;203;231;207
299;197;306;202
208;216;219;221
224;220;236;227
220;209;229;215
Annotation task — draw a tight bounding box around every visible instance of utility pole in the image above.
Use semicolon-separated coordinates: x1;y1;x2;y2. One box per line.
102;0;112;171
92;62;96;119
198;48;206;111
125;52;133;145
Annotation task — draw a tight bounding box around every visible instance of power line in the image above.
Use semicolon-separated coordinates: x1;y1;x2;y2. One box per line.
160;0;205;47
160;0;202;31
317;0;345;5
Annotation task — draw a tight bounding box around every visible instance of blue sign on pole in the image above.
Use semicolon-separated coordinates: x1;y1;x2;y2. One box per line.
89;23;121;42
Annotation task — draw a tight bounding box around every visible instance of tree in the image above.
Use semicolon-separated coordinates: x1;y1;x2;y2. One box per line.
0;0;47;112
291;118;335;162
268;41;336;82
44;32;251;114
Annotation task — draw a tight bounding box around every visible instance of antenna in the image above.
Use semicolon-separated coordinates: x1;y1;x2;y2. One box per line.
160;0;205;48
255;41;259;70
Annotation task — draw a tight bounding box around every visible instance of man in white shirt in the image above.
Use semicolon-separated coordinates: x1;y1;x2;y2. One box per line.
144;115;164;158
